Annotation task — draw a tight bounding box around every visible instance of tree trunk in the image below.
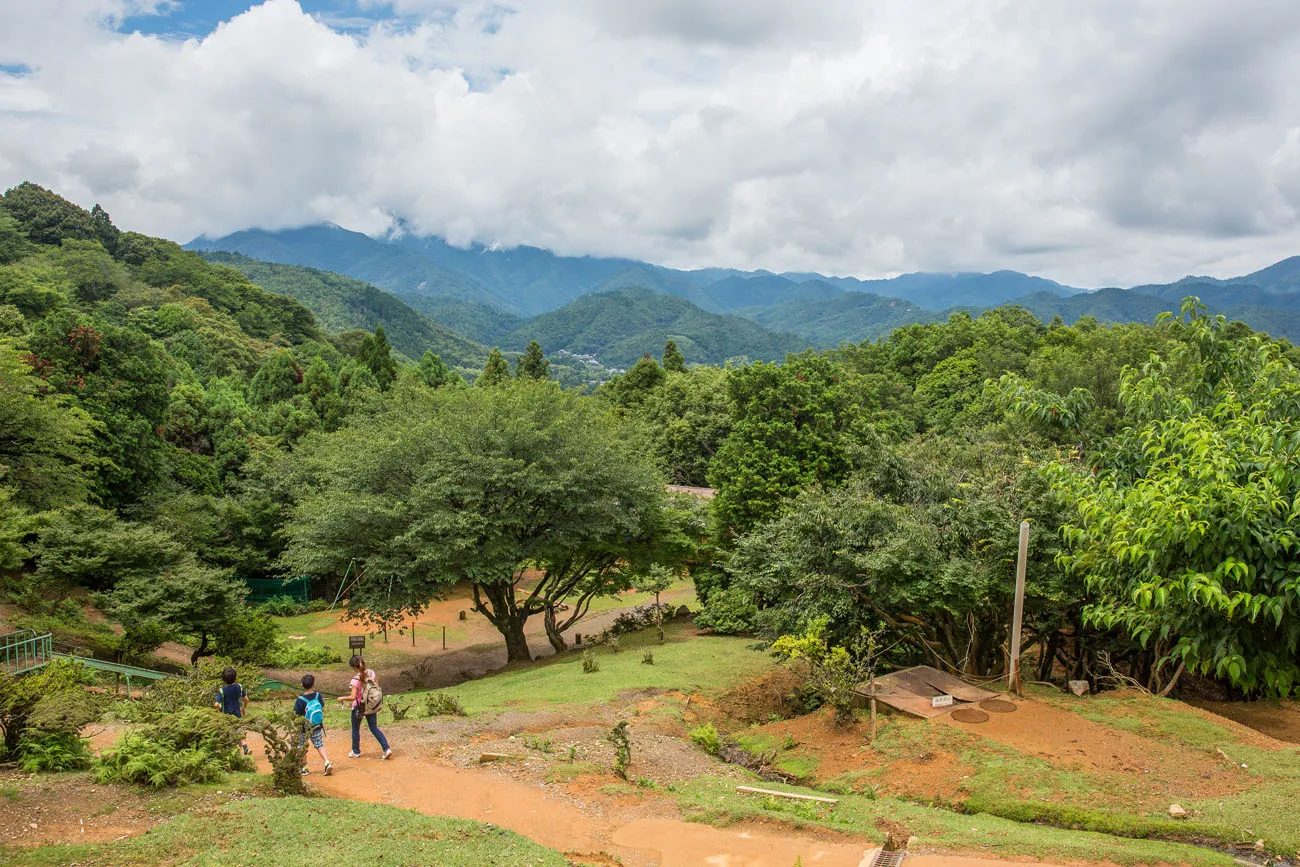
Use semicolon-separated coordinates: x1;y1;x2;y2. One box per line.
190;632;212;666
544;605;567;654
475;580;533;663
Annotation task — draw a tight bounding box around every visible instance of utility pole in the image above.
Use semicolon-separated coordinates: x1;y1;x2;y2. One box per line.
1009;520;1029;696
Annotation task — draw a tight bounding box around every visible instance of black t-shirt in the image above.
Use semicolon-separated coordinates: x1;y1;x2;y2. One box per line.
216;683;246;718
294;691;323;727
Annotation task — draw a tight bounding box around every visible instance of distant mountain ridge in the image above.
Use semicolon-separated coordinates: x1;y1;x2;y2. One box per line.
188;225;1300;347
187;224;1091;316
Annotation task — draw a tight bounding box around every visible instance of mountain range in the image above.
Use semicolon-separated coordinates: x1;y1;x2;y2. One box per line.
190;226;1300;367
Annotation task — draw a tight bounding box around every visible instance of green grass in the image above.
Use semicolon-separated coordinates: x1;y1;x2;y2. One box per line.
583;577;698;615
674;775;1234;866
405;622;771;715
731;731;820;781
1;797;567;866
268;610;471;667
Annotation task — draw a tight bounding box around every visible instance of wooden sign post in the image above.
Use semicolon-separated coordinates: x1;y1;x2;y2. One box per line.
348;635;366;651
1008;520;1029;696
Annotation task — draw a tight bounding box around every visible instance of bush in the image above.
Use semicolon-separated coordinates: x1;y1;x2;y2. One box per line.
307;599;329;613
17;730;92;772
387;699;411;722
607;721;632;780
641;649;654;665
694;587;756;634
248;709;307;795
95;706;253;789
689;722;721;756
258;596;309;617
423;693;466;717
581;649;599;674
272;643;341;667
127;657;247;722
589;603;674;646
0;658;98;758
213;609;281;665
95;734;230;789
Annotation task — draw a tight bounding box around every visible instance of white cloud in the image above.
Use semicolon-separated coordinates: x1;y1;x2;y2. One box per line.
2;0;1300;286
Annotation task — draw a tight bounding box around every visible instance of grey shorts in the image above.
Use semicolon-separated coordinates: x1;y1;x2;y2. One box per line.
300;725;324;749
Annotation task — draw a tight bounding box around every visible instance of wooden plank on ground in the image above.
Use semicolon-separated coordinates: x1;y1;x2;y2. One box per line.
914;668;1000;702
736;786;838;804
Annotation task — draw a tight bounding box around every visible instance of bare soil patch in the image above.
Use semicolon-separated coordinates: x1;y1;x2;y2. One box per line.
1186;698;1300;745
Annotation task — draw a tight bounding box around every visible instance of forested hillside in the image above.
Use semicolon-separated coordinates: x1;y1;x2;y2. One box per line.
200;252;487;372
499;287;810;368
0;183;457;667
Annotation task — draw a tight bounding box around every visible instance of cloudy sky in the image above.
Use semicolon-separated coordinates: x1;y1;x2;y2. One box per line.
3;0;1300;287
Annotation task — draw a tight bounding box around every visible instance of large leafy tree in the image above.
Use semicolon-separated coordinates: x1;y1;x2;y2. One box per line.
108;559;248;664
356;324;397;390
708;354;867;535
283;381;666;662
1055;301;1300;697
713;437;1073;677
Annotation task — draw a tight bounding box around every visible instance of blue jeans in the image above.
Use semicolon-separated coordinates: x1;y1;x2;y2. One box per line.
351;707;389;754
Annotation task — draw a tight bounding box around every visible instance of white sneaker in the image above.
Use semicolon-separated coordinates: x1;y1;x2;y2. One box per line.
323;762;333;776
348;751;361;758
382;749;393;760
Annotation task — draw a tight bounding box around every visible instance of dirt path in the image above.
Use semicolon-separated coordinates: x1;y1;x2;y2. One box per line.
249;728;1069;867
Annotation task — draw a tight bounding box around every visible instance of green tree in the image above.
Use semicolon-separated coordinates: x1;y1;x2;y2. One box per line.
0;340;98;510
283;381;665;662
32;505;188;592
515;340;549;381
1054;301;1300;697
356;324;398;390
108;559;247;664
662;339;686;373
601;354;666;407
415;350;454;388
476;346;511;387
708;354;866;535
631;366;732;485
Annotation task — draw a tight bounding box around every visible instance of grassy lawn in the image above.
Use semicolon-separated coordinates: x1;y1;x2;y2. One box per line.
673;775;1234;866
583;576;698;615
268;610;471;668
407;622;770;715
2;797;567;866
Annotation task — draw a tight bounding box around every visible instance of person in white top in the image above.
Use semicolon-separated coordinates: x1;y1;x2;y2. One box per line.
337;654;392;759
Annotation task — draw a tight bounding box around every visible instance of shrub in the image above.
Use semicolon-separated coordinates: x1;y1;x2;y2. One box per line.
272;643;341;667
0;658;97;758
607;721;632;780
258;596;308;617
581;649;600;674
128;657;247;722
641;649;654;665
423;693;466;717
248;709;307;795
307;599;329;613
95;706;253;789
387;699;411;722
213;609;282;665
689;722;721;756
588;603;675;646
17;731;92;772
400;659;438;689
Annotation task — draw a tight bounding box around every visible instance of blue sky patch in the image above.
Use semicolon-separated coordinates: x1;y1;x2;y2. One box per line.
115;1;399;40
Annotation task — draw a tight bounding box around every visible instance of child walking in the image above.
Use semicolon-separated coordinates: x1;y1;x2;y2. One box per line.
337;655;391;760
293;674;333;776
213;666;252;755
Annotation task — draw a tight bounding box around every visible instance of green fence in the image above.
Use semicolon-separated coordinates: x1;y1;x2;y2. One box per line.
245;576;311;606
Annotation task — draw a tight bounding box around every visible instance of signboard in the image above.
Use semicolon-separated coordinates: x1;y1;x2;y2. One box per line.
348;635;366;650
931;694;954;708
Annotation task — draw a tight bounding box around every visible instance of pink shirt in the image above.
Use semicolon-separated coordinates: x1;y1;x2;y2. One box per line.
350;669;377;709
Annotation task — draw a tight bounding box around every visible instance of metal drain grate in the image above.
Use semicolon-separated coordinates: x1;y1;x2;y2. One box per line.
871;851;906;867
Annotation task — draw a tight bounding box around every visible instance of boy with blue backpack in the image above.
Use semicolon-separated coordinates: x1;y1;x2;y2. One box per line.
293;674;333;776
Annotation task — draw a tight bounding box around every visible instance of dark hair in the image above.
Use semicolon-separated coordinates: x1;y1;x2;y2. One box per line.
301;674;315;689
222;667;237;685
348;654;365;672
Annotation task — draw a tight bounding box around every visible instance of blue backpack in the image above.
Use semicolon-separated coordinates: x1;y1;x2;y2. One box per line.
303;693;324;727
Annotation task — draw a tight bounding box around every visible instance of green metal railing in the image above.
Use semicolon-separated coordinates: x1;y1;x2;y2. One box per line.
2;630;175;696
1;630;54;675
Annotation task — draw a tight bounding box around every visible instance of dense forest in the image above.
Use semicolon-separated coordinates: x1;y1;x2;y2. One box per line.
4;182;1299;710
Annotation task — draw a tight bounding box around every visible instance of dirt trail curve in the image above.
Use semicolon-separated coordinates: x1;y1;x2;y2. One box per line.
250;732;1066;867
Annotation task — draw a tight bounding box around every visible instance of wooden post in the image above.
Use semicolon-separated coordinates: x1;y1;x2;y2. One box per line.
869;671;878;742
1009;520;1029;696
411;619;416;647
442;625;446;650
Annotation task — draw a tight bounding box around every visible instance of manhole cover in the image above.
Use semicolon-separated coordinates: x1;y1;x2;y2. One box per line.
981;698;1018;713
950;708;989;724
